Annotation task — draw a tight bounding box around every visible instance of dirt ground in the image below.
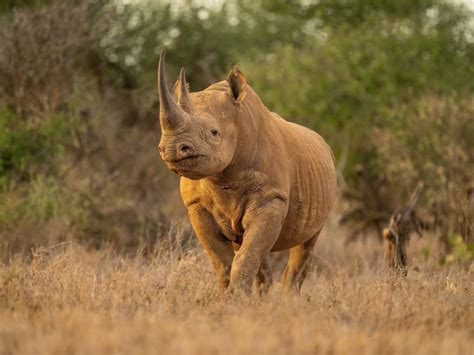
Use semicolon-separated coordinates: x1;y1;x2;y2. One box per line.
0;220;472;355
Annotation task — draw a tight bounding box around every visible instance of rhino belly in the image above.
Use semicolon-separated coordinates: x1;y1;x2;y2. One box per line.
271;132;337;251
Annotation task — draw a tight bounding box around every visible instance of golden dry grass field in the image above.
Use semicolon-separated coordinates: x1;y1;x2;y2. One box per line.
1;218;472;355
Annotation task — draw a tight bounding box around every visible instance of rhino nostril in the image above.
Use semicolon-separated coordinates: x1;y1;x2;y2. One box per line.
179;144;192;154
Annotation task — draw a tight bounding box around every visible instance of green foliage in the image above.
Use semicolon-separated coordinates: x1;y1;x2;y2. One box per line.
0;107;72;187
0;176;91;233
96;0;305;91
441;235;474;265
242;5;474;160
0;0;52;13
373;96;474;236
0;106;90;241
423;246;431;261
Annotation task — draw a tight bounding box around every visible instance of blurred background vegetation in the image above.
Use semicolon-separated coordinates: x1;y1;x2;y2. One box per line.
0;0;472;261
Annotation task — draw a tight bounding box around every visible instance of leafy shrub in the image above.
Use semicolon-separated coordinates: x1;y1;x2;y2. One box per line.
372;96;474;243
0;177;102;261
0;176;91;232
243;13;474;158
0;103;90;254
0;2;97;117
442;235;474;265
0;106;72;187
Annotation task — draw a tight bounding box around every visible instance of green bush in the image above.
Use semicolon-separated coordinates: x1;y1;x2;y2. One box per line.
0;106;71;187
442;235;474;265
372;96;474;241
0;105;90;242
0;176;91;232
242;14;473;165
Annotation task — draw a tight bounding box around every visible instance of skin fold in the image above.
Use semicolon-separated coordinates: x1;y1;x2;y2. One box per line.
157;51;337;293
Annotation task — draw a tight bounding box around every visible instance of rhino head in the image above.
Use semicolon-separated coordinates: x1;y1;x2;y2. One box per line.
157;50;240;180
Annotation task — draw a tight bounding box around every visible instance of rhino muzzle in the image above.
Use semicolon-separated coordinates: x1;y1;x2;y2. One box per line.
159;141;197;162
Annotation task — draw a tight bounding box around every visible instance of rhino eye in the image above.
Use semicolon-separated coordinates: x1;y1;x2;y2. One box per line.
210;129;220;137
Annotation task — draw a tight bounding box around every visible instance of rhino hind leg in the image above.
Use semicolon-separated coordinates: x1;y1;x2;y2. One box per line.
253;256;273;294
281;232;320;293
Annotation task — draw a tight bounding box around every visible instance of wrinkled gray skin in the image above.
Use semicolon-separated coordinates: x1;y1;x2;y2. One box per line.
157;51;337;293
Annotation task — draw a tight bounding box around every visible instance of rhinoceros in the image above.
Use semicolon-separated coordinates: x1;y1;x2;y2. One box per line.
157;50;337;293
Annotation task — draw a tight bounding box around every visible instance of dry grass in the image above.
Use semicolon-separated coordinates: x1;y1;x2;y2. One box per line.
0;221;472;355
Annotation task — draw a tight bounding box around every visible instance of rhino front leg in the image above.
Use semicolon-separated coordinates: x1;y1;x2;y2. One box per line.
188;206;235;291
282;232;319;293
230;199;286;293
233;243;273;293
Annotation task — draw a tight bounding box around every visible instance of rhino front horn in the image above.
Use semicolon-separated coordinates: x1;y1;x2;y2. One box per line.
158;49;183;130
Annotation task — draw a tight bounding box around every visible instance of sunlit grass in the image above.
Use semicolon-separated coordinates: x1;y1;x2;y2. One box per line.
1;227;471;355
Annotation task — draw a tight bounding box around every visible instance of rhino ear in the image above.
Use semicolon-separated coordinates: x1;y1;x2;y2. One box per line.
226;65;247;103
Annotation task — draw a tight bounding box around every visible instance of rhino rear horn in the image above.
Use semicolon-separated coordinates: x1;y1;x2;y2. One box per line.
158;49;183;129
173;67;192;112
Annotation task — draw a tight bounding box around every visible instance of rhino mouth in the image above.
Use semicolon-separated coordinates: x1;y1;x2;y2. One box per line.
167;155;210;179
165;155;209;177
167;154;204;164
